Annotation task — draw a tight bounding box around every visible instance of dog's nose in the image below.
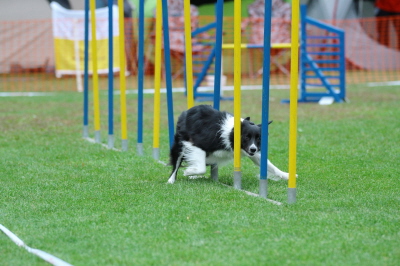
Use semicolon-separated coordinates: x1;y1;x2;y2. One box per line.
250;147;257;153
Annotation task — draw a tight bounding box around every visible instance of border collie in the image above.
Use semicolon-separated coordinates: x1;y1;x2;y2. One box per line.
167;105;290;184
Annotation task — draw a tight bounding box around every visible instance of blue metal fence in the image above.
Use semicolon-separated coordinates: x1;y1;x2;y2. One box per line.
298;4;346;103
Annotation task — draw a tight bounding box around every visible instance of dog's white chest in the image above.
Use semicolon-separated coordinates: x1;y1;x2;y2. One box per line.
206;150;233;166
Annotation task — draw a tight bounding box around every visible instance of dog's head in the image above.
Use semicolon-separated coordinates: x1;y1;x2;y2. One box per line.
241;117;272;157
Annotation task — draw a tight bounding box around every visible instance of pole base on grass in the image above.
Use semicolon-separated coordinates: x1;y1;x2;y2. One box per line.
108;135;114;149
259;179;268;198
153;148;159;160
288;188;296;204
83;125;89;138
234;171;241;190
137;143;143;156
211;165;218;181
122;139;128;151
95;130;101;143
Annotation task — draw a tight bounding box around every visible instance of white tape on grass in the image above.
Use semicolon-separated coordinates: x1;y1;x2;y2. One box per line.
0;92;54;97
83;137;121;151
0;224;73;266
219;183;283;205
367;81;400;87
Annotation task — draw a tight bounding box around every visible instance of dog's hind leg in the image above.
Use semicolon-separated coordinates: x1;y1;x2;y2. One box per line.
167;141;184;184
182;141;207;176
167;154;183;184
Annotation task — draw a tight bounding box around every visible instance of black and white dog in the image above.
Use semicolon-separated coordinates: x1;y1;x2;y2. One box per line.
167;105;290;184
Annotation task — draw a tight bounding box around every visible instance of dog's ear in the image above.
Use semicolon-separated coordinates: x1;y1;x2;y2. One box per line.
257;121;272;127
245;117;250;121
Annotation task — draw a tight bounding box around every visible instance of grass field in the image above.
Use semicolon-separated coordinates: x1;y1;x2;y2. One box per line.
1;84;399;265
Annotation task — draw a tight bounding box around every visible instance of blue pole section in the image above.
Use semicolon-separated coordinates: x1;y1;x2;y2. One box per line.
339;31;346;101
137;0;145;155
108;0;114;148
213;0;224;110
259;0;273;198
161;0;175;148
83;0;90;138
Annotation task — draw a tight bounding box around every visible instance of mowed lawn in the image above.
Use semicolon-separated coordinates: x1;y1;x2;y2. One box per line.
0;84;399;265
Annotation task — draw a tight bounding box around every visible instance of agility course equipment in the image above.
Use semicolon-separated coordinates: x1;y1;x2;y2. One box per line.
108;0;115;149
233;0;242;190
259;0;273;199
296;4;346;103
90;0;101;144
152;0;163;161
227;0;299;202
82;0;300;203
83;0;131;151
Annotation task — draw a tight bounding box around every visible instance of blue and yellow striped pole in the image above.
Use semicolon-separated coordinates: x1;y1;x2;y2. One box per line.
89;0;101;143
288;0;300;204
152;0;162;160
233;0;242;189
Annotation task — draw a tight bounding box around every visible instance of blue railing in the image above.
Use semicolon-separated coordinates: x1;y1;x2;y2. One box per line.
299;4;346;103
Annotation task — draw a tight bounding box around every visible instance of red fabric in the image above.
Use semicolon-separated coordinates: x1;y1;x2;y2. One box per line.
376;0;400;13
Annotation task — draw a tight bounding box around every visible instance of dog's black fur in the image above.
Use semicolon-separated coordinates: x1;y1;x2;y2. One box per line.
167;105;284;184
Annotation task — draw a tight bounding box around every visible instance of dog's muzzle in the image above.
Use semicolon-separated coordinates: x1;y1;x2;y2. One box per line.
248;144;258;156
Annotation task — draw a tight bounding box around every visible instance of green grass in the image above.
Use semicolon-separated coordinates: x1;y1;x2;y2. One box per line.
0;85;399;265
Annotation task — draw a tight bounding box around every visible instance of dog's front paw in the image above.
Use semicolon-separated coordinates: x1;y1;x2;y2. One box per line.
278;172;298;181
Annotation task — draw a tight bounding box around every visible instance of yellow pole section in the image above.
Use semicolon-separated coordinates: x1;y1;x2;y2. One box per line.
288;0;300;189
153;0;162;149
90;0;100;133
233;0;241;173
222;43;292;49
118;0;128;142
184;0;194;108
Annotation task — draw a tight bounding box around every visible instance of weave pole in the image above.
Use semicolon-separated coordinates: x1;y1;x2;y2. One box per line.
184;0;194;109
213;0;224;111
89;0;101;143
83;0;89;139
152;0;162;160
288;0;300;204
161;0;175;148
107;0;114;149
210;0;225;182
118;0;128;151
137;0;145;155
259;0;273;198
233;0;242;190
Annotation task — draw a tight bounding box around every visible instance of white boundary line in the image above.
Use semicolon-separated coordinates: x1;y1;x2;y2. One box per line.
0;224;73;266
83;137;121;151
219;183;283;205
0;92;55;97
2;80;399;97
366;80;400;87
